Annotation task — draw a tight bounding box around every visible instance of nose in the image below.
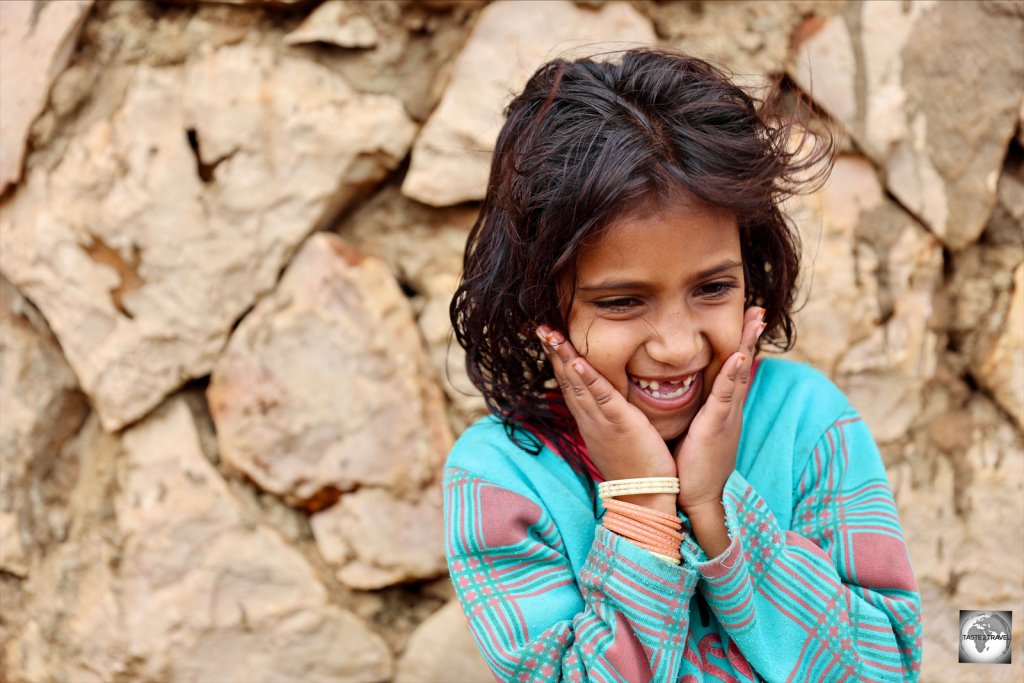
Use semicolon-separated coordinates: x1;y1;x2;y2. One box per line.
642;304;705;369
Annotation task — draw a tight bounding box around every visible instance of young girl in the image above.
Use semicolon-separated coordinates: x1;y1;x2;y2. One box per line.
445;49;922;682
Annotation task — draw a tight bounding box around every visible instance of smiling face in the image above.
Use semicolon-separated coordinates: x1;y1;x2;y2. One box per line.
564;198;745;442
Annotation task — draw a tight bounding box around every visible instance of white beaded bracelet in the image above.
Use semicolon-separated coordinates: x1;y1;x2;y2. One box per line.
597;476;680;500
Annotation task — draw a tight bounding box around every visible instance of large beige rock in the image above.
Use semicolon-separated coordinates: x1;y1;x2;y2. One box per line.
0;278;88;578
0;44;416;431
973;263;1024;429
402;0;655;206
310;486;446;589
116;399;393;682
946;174;1024;429
786;156;943;442
340;187;487;431
790;2;1024;249
284;1;379;48
3;401;393;683
208;232;451;504
0;0;93;194
208;233;451;586
395;599;493;683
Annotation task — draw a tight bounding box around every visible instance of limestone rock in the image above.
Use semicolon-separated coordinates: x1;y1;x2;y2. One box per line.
790;2;1024;249
893;396;1024;682
1;415;128;683
395;599;493;683
310;486;446;589
208;233;451;505
285;1;379;48
402;0;655;206
0;0;93;194
340;188;487;431
973;263;1024;429
648;0;845;91
953;398;1024;606
785;156;943;442
341;186;476;293
418;273;488;433
946;176;1024;428
0;43;416;431
298;0;482;124
0;278;88;577
117;399;393;682
890;452;960;593
3;400;393;683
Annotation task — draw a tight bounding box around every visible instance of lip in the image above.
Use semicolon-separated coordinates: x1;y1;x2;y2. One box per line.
627;371;702;411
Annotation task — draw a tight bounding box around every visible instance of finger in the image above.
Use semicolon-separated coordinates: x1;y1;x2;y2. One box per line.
536;326;586;414
537;327;625;423
715;352;747;405
568;356;628;419
738;318;764;382
742;306;765;349
743;305;765;328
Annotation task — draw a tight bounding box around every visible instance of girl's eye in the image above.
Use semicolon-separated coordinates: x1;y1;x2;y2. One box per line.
697;281;739;299
593;297;642;312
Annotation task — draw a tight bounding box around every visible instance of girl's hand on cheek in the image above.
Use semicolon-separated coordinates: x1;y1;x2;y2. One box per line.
674;306;764;516
536;326;676;485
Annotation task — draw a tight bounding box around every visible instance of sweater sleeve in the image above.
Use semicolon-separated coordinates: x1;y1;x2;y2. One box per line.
444;465;701;682
682;410;923;682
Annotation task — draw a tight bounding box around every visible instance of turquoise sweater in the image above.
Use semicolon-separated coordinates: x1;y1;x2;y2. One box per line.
444;358;922;682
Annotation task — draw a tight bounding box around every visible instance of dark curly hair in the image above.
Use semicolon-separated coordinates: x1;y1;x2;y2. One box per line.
450;48;833;472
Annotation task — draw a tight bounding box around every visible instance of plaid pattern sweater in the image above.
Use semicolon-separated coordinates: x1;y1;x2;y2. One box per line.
444;359;923;682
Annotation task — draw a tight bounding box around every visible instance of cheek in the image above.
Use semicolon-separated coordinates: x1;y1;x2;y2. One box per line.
707;306;745;364
568;317;642;391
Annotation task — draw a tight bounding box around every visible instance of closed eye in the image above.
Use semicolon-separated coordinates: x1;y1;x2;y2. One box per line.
592;296;642;312
697;280;739;300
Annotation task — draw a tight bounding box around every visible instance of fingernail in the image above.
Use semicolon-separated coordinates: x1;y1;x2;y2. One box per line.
571;359;584;374
546;331;563;348
757;307;766;320
736;354;747;369
757;322;767;338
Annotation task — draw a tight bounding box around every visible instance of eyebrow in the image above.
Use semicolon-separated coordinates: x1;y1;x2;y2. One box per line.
577;259;743;291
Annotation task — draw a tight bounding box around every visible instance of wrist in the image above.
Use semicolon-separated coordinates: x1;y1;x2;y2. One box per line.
684;497;724;521
685;499;730;558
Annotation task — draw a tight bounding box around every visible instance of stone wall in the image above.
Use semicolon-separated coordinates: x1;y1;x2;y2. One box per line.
1;1;1021;682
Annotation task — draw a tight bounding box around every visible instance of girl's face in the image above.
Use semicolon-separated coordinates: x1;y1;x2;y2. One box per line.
565;199;745;443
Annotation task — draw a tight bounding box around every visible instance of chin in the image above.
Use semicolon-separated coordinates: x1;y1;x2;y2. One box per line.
654;418;691;443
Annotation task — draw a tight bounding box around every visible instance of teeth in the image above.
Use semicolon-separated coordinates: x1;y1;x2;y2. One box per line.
631;373;697;399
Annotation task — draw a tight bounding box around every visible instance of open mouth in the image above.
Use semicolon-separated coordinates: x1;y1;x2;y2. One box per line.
622;370;704;409
629;373;698;400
